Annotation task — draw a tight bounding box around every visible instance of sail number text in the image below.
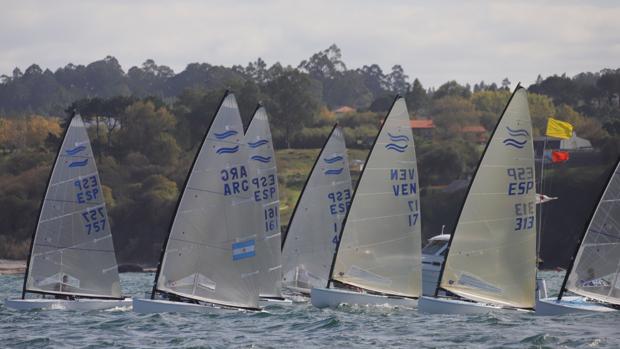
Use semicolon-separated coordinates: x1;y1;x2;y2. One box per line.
507;167;534;196
74;175;100;203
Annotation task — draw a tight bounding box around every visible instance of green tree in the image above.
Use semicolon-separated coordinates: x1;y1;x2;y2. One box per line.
263;70;322;148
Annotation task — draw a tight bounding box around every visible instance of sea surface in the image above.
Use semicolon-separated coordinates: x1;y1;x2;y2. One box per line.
0;271;618;348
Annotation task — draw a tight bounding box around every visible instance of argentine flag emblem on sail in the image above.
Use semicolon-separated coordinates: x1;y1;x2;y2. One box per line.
232;239;256;261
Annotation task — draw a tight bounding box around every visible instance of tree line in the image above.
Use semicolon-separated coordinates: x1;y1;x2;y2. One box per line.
0;44;619;268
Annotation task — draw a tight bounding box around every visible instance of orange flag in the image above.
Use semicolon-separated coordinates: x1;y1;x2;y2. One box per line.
551;151;569;163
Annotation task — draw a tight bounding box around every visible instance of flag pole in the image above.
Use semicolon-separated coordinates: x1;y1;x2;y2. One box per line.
537;135;548;265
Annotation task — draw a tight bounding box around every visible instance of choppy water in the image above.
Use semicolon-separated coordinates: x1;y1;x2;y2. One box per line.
1;271;618;348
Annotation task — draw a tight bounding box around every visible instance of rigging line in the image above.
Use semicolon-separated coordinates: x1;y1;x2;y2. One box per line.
49;172;99;186
44;197;104;205
38;204;105;223
348;211;416;222
34;243;115;254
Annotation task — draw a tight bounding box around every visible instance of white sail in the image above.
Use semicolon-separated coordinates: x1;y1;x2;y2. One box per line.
565;159;620;305
155;93;260;309
439;87;536;309
244;106;282;298
24;115;121;298
282;125;353;292
330;97;422;298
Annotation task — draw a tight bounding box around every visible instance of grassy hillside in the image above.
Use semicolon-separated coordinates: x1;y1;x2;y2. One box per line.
275;148;367;227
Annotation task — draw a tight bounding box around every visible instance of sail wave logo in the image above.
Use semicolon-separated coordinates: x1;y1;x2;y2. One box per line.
503;126;529;149
506;126;529;137
232;239;255;261
216;145;239;154
385;143;408;153
213;130;238;140
68;159;89;168
324;167;344;175
248;139;269;148
323;155;344;164
65;145;86;156
387;132;410;142
251;155;272;163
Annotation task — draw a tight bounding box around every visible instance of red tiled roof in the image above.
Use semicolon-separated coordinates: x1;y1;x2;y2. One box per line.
460;125;486;133
410;119;435;129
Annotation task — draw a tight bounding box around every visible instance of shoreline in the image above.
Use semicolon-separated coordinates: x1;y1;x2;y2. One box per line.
0;260;157;275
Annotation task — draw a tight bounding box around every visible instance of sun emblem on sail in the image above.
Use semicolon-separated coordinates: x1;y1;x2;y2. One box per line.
502;126;529;149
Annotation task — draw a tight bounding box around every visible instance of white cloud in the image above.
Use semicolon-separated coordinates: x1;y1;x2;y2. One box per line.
0;0;618;88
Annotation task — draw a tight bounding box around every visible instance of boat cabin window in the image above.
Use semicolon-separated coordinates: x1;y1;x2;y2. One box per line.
422;240;447;255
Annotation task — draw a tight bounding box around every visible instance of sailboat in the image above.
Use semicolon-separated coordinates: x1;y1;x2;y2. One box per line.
5;115;130;310
133;92;261;313
281;125;353;296
244;105;290;305
418;85;537;314
536;157;620;315
311;96;422;308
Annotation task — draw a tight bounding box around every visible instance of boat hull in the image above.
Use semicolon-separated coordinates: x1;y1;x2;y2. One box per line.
4;297;132;311
536;296;617;315
259;296;293;306
133;298;226;313
310;287;417;309
418;296;521;315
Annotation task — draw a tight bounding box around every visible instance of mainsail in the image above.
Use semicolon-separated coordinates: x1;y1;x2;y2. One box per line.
329;97;422;298
438;86;536;309
563;158;620;305
245;106;282;298
153;92;260;309
23;115;121;299
281;125;353;292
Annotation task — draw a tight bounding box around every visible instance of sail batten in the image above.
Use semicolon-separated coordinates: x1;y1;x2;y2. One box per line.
244;106;282;298
564;158;620;305
438;87;536;309
154;93;260;309
281;125;353;292
330;97;422;298
24;115;122;299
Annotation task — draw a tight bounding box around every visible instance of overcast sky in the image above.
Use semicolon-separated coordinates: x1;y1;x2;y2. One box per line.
1;0;619;88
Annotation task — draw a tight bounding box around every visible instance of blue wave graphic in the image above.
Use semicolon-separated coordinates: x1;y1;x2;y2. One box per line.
214;130;238;140
385;143;408;153
248;139;269;148
68;159;89;168
324;168;344;175
387;132;410;142
216;145;240;154
506;127;529;137
65;145;86;156
503;138;527;149
323;155;344;164
251;155;272;163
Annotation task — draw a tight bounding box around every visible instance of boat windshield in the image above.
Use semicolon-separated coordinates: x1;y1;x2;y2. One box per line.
422;240;446;256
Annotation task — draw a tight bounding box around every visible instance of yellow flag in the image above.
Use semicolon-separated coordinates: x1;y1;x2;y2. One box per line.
546;118;573;139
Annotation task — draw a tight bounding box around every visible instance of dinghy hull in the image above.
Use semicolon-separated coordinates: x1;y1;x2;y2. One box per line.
536;296;617;315
310;287;417;309
4;297;131;311
259;296;293;306
133;298;223;313
418;296;514;315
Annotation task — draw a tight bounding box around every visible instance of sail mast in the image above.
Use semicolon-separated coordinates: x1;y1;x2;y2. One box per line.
434;85;522;297
327;95;421;297
151;91;230;299
557;156;620;301
326;98;398;288
281;123;339;249
21;113;75;299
